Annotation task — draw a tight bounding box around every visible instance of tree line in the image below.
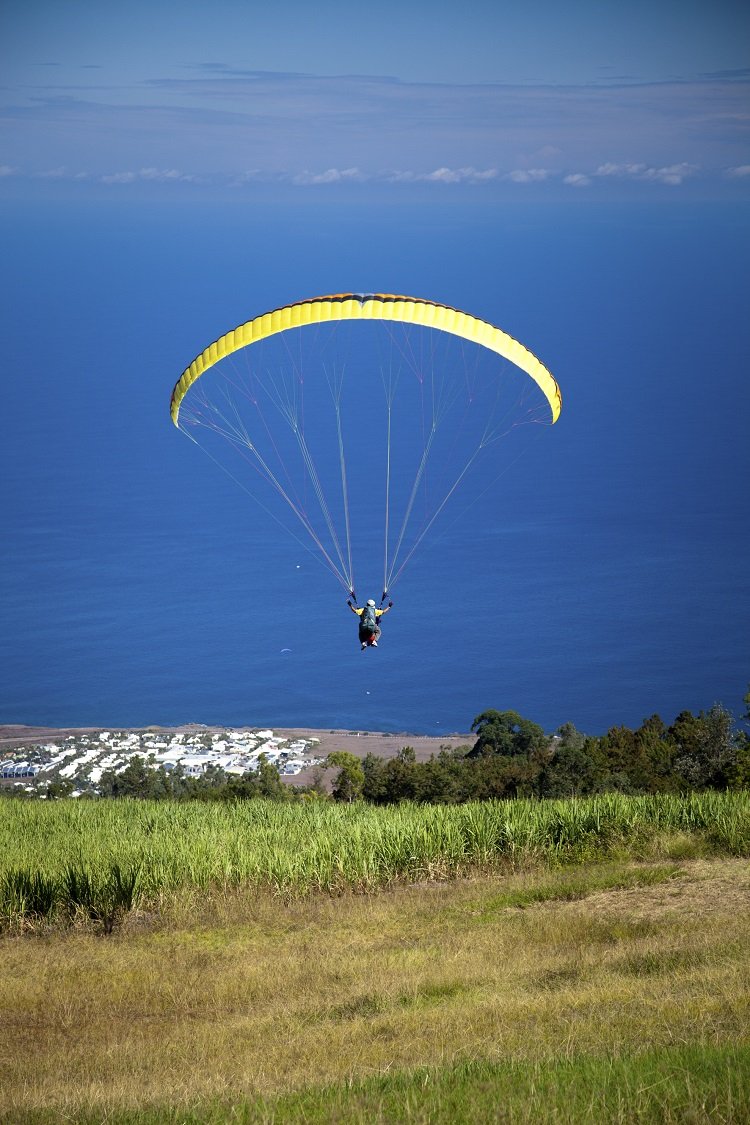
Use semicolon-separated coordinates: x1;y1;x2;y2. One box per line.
7;689;749;804
330;699;749;803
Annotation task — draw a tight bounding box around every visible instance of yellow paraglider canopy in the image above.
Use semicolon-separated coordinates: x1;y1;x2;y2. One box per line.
170;293;561;426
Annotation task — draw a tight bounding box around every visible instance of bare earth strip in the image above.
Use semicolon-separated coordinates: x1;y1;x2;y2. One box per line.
0;725;106;748
274;728;473;785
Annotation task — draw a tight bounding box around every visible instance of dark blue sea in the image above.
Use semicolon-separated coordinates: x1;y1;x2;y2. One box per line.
2;199;748;736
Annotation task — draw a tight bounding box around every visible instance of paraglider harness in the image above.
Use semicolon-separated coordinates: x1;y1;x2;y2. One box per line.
349;592;389;647
360;603;378;634
358;603;380;647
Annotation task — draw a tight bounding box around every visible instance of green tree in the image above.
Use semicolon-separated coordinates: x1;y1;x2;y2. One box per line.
256;754;288;800
361;753;389;803
468;710;547;759
733;686;750;788
381;755;418;802
412;754;462;803
598;715;679;794
44;777;75;800
670;706;736;789
538;741;601;797
98;756;171;798
305;764;329;799
326;751;365;803
556;722;586;751
463;710;548;797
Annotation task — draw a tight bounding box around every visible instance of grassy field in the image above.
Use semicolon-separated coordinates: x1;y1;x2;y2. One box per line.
2;791;749;901
2;793;749;1121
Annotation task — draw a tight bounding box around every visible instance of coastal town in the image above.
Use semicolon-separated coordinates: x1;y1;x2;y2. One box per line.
0;727;325;795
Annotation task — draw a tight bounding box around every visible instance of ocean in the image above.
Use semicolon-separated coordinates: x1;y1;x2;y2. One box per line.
2;198;748;736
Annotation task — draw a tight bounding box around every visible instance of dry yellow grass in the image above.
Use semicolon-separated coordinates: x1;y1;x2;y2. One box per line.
1;857;749;1119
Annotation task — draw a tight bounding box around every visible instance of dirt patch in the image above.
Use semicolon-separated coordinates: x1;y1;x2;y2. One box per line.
275;728;471;785
559;858;750;923
274;727;471;759
0;725;103;749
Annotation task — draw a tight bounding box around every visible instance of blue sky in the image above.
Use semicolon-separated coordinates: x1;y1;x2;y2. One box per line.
2;0;749;200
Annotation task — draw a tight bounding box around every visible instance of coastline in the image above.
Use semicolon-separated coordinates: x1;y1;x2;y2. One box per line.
0;724;473;784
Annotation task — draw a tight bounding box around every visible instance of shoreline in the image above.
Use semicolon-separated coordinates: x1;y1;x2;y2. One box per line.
0;724;474;769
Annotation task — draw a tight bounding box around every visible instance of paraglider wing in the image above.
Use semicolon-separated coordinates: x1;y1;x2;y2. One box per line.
170;293;561;597
170;294;561;427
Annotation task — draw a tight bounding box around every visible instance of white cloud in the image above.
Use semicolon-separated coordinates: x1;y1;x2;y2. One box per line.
289;166;497;185
2;157;734;197
100;167;195;185
101;171;137;184
292;167;365;185
596;162;647;177
378;166;498;184
503;168;551;183
421;166;497;183
138;167;195;182
35;166;89;180
3;66;748;202
563;173;591;187
595;161;697;185
642;163;698;185
423;167;465;183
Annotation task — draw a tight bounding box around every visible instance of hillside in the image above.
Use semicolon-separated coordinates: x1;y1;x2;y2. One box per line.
2;853;748;1122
